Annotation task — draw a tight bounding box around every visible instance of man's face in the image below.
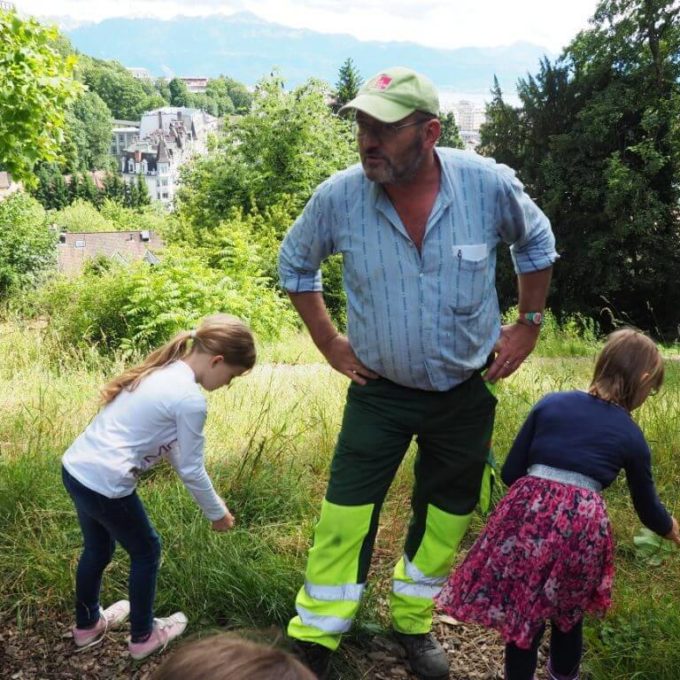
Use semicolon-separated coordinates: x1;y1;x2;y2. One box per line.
355;112;430;185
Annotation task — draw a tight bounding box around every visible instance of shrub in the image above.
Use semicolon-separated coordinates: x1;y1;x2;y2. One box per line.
30;247;296;356
0;193;57;299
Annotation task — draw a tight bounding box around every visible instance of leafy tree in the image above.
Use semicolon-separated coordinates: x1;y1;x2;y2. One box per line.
221;76;252;113
103;172;126;203
177;75;357;227
438;111;464;149
64;90;114;171
78;55;152;120
478;76;524;171
135;173;151;207
0;193;57;297
169;78;191;108
0;10;83;185
479;0;680;334
205;77;237;116
52;173;70;210
51;199;116;233
155;78;171;102
67;172;82;203
334;58;362;111
81;172;101;206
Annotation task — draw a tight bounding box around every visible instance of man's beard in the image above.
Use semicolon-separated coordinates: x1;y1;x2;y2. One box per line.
361;134;427;185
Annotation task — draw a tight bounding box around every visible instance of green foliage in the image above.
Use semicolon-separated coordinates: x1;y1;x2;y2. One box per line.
168;77;191;107
30;247;296;355
77;55;169;121
207;75;252;114
177;74;358;226
437;111;464;149
503;306;600;357
50;198;116;233
479;1;680;335
633;526;675;566
63;90;114;172
175;75;356;329
0;10;83;185
0;193;57;298
334;57;362;111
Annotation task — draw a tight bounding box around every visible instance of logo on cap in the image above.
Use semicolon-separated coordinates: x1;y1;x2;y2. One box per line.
373;74;393;91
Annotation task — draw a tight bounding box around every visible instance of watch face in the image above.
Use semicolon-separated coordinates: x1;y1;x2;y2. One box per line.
532;312;543;325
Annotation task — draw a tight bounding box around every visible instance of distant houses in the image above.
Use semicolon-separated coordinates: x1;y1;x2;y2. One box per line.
0;172;21;202
116;106;218;208
57;230;164;275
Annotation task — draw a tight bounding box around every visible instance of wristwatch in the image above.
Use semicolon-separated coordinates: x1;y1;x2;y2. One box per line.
517;311;543;327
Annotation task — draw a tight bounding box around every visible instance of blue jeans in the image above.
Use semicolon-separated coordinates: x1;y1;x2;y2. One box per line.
62;466;161;640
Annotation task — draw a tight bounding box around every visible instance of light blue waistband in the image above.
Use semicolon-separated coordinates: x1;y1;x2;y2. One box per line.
527;464;602;493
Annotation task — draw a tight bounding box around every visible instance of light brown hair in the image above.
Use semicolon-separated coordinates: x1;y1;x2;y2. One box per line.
589;327;664;411
100;314;256;405
150;634;316;680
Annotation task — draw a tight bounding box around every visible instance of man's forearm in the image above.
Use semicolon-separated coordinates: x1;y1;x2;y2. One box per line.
287;291;338;351
517;266;552;312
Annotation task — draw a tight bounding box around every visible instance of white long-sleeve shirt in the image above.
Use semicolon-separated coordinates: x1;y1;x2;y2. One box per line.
62;360;227;521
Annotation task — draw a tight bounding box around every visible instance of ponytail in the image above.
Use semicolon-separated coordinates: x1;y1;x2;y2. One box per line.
100;314;256;405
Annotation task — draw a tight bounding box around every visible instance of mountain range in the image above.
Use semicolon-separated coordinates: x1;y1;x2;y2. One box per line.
65;12;554;95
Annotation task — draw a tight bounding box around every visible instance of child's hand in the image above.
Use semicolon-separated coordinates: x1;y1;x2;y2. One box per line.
212;510;235;532
664;516;680;547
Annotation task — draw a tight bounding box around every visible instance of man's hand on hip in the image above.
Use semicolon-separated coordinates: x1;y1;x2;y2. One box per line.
319;335;379;385
484;323;540;383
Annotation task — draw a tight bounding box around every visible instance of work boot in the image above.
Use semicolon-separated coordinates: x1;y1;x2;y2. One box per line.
292;640;332;679
393;630;449;679
547;659;579;680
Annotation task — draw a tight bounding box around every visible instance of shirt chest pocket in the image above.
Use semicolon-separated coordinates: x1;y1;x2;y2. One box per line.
447;244;489;313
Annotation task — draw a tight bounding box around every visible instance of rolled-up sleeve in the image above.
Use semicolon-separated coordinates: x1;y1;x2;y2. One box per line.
279;186;335;293
496;166;558;274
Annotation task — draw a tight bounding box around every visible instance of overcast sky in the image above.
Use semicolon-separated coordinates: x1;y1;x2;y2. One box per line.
15;0;600;53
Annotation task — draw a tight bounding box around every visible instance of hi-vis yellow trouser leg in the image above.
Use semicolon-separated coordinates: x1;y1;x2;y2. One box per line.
288;374;496;650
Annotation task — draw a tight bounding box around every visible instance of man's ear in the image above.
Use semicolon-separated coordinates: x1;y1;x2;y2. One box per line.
425;118;441;147
211;355;225;367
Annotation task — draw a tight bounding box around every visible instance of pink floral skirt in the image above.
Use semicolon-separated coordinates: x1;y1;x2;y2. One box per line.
435;475;614;649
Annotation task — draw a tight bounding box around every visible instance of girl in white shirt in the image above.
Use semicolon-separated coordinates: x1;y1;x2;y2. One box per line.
62;314;256;660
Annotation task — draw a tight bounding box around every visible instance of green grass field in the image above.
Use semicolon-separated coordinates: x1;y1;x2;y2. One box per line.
1;322;679;679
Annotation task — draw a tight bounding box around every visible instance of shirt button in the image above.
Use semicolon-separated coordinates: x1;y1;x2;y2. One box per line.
419;273;424;278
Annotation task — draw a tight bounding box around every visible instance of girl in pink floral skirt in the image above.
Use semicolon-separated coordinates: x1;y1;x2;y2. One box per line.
436;328;680;680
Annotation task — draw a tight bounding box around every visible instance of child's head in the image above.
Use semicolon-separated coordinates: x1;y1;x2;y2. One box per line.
101;313;256;404
589;328;663;411
150;634;316;680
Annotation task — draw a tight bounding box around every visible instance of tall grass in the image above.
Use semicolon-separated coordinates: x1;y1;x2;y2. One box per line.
1;320;680;678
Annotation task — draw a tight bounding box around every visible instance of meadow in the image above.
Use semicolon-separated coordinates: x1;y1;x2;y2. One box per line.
1;319;679;679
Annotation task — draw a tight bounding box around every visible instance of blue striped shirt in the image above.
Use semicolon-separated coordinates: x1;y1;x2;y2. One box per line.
279;148;558;391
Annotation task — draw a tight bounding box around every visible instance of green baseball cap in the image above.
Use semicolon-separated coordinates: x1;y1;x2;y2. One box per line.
338;66;439;123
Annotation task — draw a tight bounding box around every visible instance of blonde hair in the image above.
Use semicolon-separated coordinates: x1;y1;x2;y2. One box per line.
151;634;316;680
589;328;664;411
100;314;256;405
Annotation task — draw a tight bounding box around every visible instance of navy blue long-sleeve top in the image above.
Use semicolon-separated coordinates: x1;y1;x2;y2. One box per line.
501;390;672;536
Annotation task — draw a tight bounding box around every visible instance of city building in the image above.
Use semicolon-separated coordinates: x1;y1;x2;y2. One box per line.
127;67;153;81
120;107;218;207
111;124;140;161
0;172;21;201
178;77;209;94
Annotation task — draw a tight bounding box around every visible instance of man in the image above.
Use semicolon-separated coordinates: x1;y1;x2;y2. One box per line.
279;67;557;680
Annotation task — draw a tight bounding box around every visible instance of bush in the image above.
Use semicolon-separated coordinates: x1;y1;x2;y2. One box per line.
30;247;296;356
50;198;115;233
0;193;57;299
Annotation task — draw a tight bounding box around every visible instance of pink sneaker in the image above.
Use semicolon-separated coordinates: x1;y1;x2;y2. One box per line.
72;600;130;648
128;612;188;660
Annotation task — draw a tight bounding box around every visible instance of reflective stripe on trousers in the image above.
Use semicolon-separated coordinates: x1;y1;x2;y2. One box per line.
390;504;473;634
